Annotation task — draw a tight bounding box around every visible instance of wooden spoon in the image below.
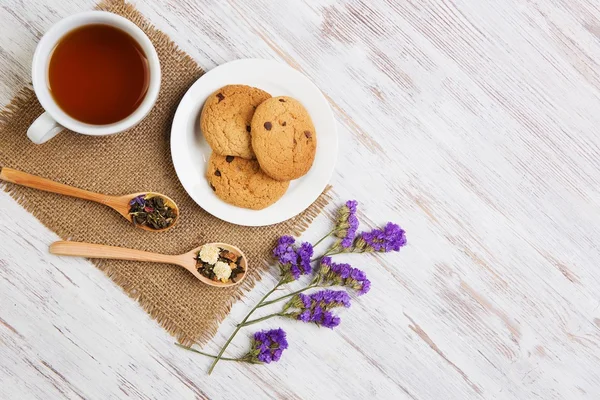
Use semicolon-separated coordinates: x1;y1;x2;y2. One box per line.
0;167;179;232
49;241;248;288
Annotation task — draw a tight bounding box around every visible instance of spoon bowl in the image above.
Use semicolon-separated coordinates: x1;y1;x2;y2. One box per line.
112;192;180;232
0;167;179;232
49;241;248;288
180;242;248;287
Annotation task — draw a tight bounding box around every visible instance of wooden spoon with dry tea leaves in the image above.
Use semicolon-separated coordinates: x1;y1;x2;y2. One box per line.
0;167;179;232
49;241;248;287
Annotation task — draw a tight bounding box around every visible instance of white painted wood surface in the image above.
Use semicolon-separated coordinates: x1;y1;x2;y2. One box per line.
2;0;600;398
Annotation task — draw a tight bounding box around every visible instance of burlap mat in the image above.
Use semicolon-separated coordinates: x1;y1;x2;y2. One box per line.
0;0;330;345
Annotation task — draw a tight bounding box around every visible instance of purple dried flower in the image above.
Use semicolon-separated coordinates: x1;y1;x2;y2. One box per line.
272;348;283;362
277;235;295;246
322;311;341;329
249;328;288;364
342;214;359;248
335;200;360;249
268;328;286;343
258;352;271;363
331;262;352;279
359;279;371;295
289;242;313;279
338;264;352;279
332;290;352;307
273;236;314;281
297;305;339;329
357;222;406;252
300;293;311;309
346;200;358;214
273;236;296;264
320;256;332;271
307;289;351;309
317;258;371;296
285;289;350;312
283;289;350;329
298;309;311;322
299;242;314;269
350;268;366;282
129;194;145;207
312;305;323;321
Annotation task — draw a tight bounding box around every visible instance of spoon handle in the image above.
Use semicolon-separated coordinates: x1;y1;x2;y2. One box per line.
0;167;113;204
50;241;181;265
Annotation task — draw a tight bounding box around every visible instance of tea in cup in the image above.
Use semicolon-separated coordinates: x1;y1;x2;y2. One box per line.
29;11;161;144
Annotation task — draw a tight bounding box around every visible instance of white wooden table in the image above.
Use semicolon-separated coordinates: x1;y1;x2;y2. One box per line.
2;0;600;399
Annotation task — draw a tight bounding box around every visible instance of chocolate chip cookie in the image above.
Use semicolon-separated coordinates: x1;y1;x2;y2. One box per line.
206;153;289;210
200;85;271;159
251;96;317;181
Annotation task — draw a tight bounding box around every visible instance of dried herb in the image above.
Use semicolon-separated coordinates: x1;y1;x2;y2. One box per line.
195;245;245;283
128;194;177;230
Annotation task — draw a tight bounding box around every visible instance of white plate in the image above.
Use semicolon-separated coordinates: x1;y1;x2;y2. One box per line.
170;59;338;226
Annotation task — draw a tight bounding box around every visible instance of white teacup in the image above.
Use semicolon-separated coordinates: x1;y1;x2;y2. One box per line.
29;11;161;144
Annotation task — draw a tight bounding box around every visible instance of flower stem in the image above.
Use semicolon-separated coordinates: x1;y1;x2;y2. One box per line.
257;284;317;308
240;313;283;327
175;343;242;361
313;228;336;248
324;250;343;257
207;279;284;374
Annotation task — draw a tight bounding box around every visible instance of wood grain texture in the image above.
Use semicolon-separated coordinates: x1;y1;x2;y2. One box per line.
2;0;600;399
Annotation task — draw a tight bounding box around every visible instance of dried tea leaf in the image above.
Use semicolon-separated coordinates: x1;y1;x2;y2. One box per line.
220;250;238;262
128;194;177;230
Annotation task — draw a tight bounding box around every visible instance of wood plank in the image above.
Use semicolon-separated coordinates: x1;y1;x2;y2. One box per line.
1;0;600;398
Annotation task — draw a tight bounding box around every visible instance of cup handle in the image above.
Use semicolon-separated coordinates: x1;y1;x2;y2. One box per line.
27;112;64;144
